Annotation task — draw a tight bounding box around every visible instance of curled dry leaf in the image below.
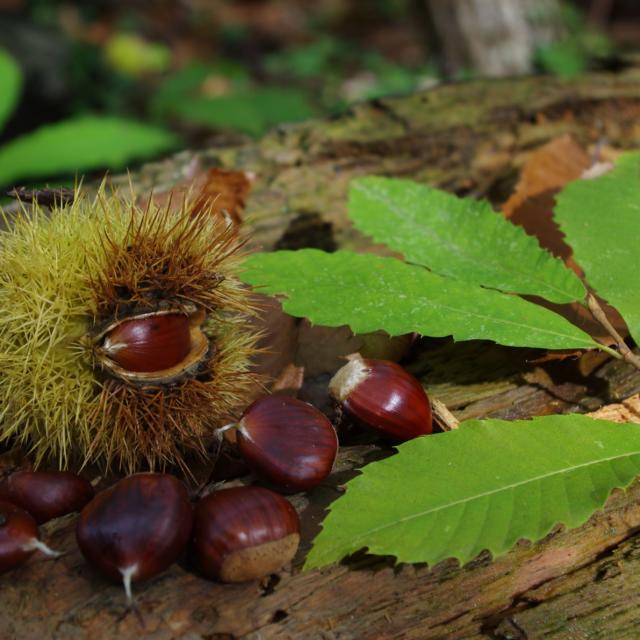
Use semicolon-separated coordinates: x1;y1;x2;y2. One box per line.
502;134;628;357
143;165;253;232
502;134;591;262
249;294;300;390
295;320;414;378
269;363;305;395
295;322;362;378
190;167;253;227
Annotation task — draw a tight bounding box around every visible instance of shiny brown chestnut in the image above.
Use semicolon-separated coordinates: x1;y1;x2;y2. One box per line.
0;470;94;524
232;395;338;492
76;473;193;604
191;486;300;583
91;306;210;385
102;313;191;372
0;500;62;574
329;355;432;440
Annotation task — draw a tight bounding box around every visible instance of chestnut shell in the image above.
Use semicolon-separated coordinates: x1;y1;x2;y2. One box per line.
0;471;94;524
92;307;210;385
237;395;338;492
330;358;432;440
191;486;300;583
0;500;39;574
76;473;193;584
103;313;192;373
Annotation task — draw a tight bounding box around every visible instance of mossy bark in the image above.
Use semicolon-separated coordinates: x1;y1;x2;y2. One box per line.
4;69;640;639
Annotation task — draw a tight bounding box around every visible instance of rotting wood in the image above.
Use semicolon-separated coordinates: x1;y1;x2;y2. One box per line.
4;69;640;639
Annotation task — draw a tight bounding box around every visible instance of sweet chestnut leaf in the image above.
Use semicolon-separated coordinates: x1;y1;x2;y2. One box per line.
305;415;640;569
555;151;640;345
242;249;598;351
349;176;586;304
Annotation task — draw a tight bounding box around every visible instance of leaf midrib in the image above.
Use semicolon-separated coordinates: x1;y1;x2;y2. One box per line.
353;181;581;301
322;448;640;555
294;269;596;346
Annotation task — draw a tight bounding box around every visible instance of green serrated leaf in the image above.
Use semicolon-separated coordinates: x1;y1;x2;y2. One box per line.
0;49;22;133
349;177;586;304
0;116;177;188
306;415;640;569
555;152;640;344
242;249;598;351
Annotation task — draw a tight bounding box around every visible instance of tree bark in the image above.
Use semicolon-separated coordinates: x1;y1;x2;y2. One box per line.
424;0;562;77
4;68;640;639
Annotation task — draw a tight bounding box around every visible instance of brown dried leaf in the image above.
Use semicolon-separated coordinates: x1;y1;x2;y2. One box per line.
190;167;253;226
250;294;300;385
270;363;305;396
295;322;415;378
503;135;628;350
502;134;591;261
295;322;362;378
145;165;253;231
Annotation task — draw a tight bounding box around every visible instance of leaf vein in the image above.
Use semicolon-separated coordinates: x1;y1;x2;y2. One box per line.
355;182;578;299
340;450;640;551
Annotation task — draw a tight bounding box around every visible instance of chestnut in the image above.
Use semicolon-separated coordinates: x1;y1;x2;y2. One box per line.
0;500;61;574
0;470;94;524
191;486;300;583
91;306;210;385
234;395;338;492
76;473;193;604
329;355;432;440
101;313;192;373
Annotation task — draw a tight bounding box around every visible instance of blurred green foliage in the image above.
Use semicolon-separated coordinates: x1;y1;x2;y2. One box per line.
149;60;319;136
265;36;434;111
149;61;252;119
0;1;621;188
0;50;22;132
104;33;172;77
535;4;615;77
0;49;177;188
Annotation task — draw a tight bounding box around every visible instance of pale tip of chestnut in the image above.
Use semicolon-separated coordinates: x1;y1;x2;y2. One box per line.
0;500;63;574
120;564;139;606
328;355;369;403
219;533;301;583
23;538;64;558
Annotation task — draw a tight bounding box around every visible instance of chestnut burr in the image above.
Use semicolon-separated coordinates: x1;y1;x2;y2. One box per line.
191;486;300;583
235;395;338;492
329;356;432;440
76;473;193;604
0;470;94;524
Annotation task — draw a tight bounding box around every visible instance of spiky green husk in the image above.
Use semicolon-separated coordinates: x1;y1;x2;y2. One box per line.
0;187;258;472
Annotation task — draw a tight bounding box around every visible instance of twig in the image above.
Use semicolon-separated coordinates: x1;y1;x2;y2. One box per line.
4;187;76;208
431;397;459;431
587;293;640;371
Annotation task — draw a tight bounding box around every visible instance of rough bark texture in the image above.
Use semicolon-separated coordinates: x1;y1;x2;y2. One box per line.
4;69;640;639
